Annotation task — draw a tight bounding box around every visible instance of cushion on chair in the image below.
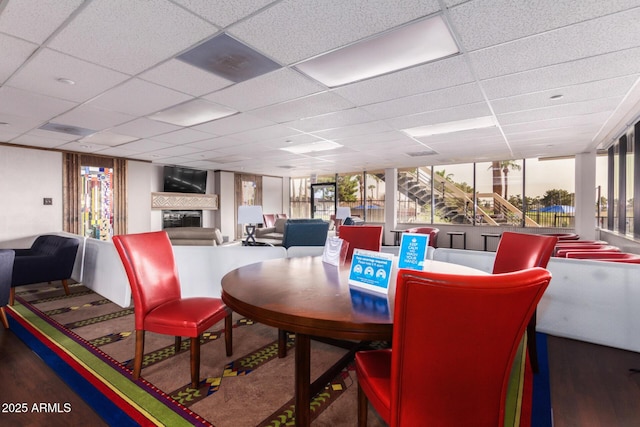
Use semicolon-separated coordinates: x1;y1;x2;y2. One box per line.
355;349;392;423
144;297;230;337
274;218;288;234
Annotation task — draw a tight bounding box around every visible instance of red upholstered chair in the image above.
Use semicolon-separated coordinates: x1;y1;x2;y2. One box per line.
492;231;557;373
355;267;552;427
564;251;640;263
555;245;620;258
404;227;439;248
338;225;383;260
262;214;277;228
112;231;232;388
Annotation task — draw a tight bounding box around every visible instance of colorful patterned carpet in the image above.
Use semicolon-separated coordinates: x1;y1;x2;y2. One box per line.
6;282;550;426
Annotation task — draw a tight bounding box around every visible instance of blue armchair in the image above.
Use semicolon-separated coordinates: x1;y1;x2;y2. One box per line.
281;219;329;249
0;249;14;328
10;235;80;305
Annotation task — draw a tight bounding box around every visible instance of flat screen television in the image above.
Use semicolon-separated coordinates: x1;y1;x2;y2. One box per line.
163;166;207;194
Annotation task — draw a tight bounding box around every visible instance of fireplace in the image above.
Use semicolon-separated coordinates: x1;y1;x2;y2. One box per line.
162;210;202;228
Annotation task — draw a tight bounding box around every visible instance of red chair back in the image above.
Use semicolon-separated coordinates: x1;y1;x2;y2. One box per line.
262;214;277;227
390;267;551;426
555;245;620;258
493;232;557;273
564;251;640;262
338;225;383;260
404;227;439;248
112;231;181;330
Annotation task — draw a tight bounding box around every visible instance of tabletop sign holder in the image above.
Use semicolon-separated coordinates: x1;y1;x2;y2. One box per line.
322;236;349;266
348;249;394;294
398;232;430;271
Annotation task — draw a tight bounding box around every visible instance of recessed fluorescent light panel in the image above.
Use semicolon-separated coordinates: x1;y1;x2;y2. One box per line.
295;15;458;87
280;140;343;154
177;33;281;83
149;99;237;126
403;116;497;137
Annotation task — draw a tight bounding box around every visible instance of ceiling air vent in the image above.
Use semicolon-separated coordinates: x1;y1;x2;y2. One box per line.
39;122;96;137
405;149;437;157
177;33;281;83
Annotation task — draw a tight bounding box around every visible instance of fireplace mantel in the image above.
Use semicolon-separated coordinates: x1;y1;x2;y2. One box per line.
151;192;218;210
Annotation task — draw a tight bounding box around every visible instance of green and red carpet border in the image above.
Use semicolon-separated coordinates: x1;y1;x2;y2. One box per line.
7;297;213;426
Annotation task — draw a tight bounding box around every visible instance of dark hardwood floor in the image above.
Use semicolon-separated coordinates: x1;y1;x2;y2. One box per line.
0;327;107;427
547;335;640;427
1;324;639;426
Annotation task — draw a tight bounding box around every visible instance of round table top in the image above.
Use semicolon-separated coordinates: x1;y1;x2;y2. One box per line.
221;256;486;341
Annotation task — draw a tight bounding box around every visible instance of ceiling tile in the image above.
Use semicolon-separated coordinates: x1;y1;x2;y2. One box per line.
228;0;440;64
250;91;355;123
334;55;475;106
116;138;173;153
7;48;130;103
150;128;213;144
192;113;276;135
108;118;181;139
285;107;377;133
361;83;485;120
204;68;325;111
0;0;83;44
0;33;38;83
385;102;493;130
469;7;640;80
47;0;216;75
138;59;233;96
54;105;136;131
490;75;638;114
480;48;640;100
447;0;640;51
497;97;622;126
0;86;77;120
173;0;277;28
86;78;192;116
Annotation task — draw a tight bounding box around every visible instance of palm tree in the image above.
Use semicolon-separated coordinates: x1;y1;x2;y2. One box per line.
501;160;521;199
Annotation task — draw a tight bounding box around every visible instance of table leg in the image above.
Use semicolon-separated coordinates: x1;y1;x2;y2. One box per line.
295;333;311;426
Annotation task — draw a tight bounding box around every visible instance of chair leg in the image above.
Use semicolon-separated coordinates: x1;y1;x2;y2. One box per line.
190;336;201;388
224;314;233;357
527;309;539;373
278;329;288;358
133;330;145;381
357;383;368;427
0;307;9;329
9;288;15;306
61;279;70;296
174;336;182;354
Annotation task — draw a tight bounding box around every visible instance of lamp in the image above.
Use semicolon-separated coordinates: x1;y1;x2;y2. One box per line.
238;205;263;245
335;207;351;235
335;207;351;221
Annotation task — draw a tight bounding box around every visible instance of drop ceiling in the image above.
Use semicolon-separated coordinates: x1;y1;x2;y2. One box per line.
1;0;640;176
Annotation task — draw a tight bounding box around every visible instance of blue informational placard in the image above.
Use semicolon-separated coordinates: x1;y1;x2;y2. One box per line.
348;249;394;294
398;233;430;270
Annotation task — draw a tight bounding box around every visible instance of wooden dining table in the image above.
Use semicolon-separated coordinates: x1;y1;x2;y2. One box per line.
220;256;485;426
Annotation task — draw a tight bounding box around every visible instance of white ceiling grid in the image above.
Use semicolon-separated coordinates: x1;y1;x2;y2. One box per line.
0;0;639;176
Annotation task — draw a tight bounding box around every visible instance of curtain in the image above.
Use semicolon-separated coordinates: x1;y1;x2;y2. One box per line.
113;157;128;235
63;153;81;234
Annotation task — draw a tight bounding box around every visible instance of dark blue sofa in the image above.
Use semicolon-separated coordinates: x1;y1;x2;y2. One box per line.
281;219;329;249
10;235;80;304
